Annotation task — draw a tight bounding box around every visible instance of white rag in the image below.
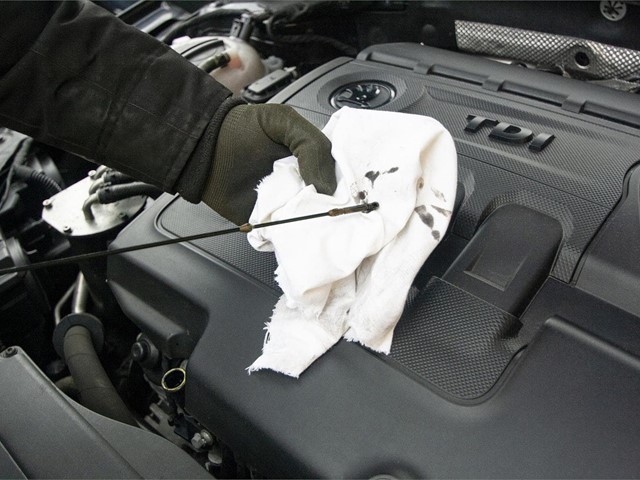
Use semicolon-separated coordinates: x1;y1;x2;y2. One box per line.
246;107;457;377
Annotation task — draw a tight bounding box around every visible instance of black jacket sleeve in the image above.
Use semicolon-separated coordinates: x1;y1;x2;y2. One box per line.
0;0;236;202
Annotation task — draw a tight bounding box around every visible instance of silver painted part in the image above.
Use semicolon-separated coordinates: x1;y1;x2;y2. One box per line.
54;282;77;326
72;273;89;314
54;273;90;325
42;176;146;237
455;20;640;81
93;165;109;179
600;0;627;21
88;177;106;195
82;193;100;220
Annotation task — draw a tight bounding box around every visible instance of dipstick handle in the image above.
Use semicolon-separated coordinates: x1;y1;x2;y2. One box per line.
328;202;379;217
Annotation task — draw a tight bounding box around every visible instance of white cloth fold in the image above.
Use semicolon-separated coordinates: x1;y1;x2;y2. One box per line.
246;107;457;377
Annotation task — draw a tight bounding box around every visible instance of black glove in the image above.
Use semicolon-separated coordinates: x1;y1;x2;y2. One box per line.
201;104;336;224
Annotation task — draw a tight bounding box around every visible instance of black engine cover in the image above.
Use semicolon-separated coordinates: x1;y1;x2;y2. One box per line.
109;45;640;477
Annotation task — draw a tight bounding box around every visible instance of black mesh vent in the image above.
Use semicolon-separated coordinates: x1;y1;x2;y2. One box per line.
390;277;525;400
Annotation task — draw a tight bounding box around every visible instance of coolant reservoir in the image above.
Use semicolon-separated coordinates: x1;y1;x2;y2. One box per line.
172;36;266;96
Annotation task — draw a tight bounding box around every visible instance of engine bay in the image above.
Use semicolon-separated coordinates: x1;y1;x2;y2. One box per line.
2;1;640;478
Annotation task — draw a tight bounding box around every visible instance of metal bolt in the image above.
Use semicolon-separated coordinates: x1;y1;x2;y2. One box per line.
62;225;72;234
88;169;97;178
3;347;17;357
42;199;52;208
191;433;206;450
191;430;213;450
118;212;128;220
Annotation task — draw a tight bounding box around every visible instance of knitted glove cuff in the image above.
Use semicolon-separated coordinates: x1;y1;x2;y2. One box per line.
174;96;245;203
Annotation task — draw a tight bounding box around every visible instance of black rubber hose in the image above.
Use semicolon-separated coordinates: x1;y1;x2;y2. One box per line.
97;182;163;203
63;325;137;426
12;164;61;197
102;171;136;185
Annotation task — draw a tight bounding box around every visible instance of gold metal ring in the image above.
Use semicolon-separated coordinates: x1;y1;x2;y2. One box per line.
161;367;187;393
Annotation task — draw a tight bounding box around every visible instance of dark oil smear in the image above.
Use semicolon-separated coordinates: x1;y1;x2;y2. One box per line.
432;230;441;241
365;167;399;187
414;205;434;228
431;187;446;202
365;170;380;185
431;205;452;217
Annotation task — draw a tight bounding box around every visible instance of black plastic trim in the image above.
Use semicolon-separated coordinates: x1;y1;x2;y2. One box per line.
358;43;640;128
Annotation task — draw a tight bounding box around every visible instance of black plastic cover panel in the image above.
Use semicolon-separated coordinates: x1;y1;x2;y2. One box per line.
158;198;279;292
276;44;640;282
443;204;563;315
108;44;640;478
576;165;640;316
110;201;640;476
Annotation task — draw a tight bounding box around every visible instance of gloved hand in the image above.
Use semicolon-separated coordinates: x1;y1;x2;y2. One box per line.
201;104;337;225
